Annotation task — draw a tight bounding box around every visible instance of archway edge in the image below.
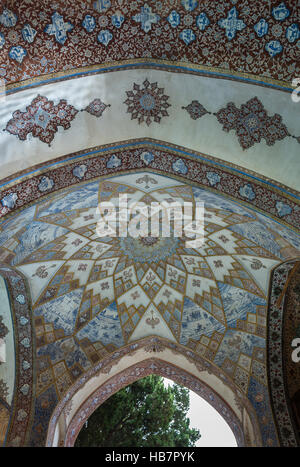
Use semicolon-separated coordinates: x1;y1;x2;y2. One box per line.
0;264;35;447
46;336;262;447
0;140;299;235
267;259;300;447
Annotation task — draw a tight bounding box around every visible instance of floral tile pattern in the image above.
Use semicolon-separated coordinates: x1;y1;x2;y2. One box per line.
0;0;299;87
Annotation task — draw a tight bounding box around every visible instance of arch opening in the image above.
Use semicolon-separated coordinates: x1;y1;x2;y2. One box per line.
74;373;206;448
46;338;263;447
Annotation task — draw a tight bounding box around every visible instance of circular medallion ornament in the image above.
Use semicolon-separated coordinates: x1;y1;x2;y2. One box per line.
124;79;171;126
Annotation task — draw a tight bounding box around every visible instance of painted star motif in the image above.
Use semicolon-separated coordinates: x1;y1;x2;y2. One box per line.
124;79;170;126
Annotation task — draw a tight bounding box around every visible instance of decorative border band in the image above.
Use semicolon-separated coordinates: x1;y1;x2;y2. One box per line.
0;265;35;447
267;259;300;447
3;59;294;98
0;140;299;233
64;358;245;447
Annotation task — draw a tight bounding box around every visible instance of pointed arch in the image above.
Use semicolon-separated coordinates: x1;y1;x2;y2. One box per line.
46;336;263;447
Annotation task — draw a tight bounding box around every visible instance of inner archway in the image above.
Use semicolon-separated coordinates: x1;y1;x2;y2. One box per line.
74;373;203;448
46;338;263;447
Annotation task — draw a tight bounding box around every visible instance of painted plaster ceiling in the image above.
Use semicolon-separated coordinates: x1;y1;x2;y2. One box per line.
0;0;299;187
0;0;299;448
1;172;300;445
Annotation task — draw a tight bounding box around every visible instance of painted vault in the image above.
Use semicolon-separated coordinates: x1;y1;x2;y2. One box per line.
0;0;299;448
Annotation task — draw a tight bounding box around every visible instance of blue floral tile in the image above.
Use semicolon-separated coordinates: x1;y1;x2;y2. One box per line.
254;18;269;37
172;158;188;175
107;154;121;168
206;171;221;186
272;2;290;21
218;7;246;40
82;15;96;33
38;176;54;193
275;201;292;218
97;30;113;46
0;8;17;27
167;10;180;28
9;46;27;63
179;29;196;45
265;40;283;57
111;11;125;29
16;294;26;305
140;151;154;165
196;12;210;31
286;23;300;43
21;24;37;43
1;193;18;209
239;183;256;201
44;12;74;45
132;4;160;33
181;0;198;12
72;164;88;179
93;0;111;14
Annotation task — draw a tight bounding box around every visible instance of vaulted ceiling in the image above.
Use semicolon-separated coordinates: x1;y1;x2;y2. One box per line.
0;0;299;447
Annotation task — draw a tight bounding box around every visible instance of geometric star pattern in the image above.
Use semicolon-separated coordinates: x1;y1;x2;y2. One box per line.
0;172;299;447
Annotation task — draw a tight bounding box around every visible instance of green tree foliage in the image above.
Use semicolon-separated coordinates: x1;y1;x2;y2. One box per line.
75;375;201;447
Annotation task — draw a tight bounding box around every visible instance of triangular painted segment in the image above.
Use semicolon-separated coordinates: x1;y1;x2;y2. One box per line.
129;303;177;343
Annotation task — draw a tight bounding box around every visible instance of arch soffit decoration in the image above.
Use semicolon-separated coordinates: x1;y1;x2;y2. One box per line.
45;338;256;448
1;1;299;202
1;65;299;194
0;264;35;447
1;0;300;449
0;147;299;239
